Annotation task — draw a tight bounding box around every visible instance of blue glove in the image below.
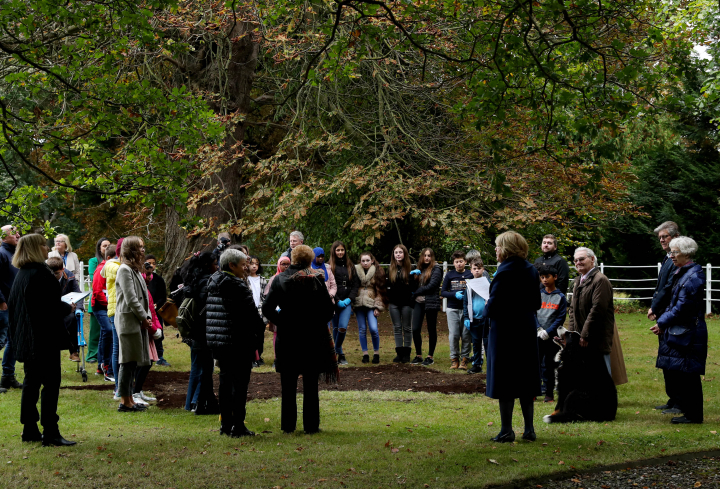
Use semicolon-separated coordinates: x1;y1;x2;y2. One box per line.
75;309;82;316
464;319;471;331
410;269;421;275
344;298;352;307
338;298;350;308
455;291;464;300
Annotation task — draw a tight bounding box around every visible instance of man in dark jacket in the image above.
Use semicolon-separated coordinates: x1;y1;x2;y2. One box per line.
567;247;615;375
0;225;21;392
206;249;265;438
648;221;681;412
533;234;570;296
47;257;84;362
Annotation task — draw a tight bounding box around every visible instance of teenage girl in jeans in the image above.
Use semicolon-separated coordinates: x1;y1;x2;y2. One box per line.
410;248;443;366
353;252;388;364
386;244;416;363
328;241;359;365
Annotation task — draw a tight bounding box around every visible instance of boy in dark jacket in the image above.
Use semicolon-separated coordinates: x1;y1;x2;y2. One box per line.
536;265;567;402
442;250;474;370
462;257;489;374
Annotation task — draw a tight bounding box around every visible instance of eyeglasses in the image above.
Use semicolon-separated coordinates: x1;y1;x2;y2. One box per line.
658;234;671;240
669;250;682;256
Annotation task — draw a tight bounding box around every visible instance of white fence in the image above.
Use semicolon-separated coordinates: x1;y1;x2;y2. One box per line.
80;261;720;315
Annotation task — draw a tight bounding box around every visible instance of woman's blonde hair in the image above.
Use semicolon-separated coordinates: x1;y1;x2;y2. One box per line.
120;235;145;273
291;244;315;267
13;234;49;268
53;233;73;253
495;231;529;261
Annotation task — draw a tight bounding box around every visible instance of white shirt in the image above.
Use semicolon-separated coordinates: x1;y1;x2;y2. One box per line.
247;275;262;307
580;267;597;283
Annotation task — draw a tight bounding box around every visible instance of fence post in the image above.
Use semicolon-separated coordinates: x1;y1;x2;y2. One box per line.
442;261;448;313
657;262;661;274
707;264;712;317
600;262;604;276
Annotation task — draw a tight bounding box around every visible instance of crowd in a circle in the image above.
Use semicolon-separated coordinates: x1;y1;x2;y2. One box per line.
0;221;707;446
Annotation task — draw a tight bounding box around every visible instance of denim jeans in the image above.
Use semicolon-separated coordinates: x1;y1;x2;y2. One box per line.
331;305;352;355
94;309;114;375
0;309;17;376
186;344;216;410
355;307;380;353
446;308;472;359
110;315;119;391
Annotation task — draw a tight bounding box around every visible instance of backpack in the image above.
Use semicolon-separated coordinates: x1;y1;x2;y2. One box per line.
175;297;205;340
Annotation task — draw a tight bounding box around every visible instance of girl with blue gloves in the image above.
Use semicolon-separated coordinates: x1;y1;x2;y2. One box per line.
353;252;388;364
410;248;443;366
328;241;359;365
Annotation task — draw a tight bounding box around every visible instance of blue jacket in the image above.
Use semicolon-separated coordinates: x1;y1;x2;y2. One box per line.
651;254;675;316
656;262;707;375
484;256;542;399
0;242;18;305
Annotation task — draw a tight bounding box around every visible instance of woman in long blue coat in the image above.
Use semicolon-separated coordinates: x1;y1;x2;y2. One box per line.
485;231;542;442
652;236;707;424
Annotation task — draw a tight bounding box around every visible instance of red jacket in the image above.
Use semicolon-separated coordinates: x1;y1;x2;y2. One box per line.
92;260;108;309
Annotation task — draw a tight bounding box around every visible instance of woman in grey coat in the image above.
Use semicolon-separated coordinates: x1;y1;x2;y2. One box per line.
114;236;152;412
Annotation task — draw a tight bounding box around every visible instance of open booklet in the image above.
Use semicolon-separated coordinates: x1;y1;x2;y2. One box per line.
61;291;90;305
466;276;490;301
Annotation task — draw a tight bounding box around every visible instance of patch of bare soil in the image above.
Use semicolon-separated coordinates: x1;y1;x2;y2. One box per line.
65;364;486;409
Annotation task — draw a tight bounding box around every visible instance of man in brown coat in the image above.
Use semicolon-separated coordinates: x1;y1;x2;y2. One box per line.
567;247;615;371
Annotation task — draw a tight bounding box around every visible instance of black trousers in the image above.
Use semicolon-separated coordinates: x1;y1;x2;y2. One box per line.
280;371;320;433
21;351;61;435
412;303;438;357
133;364;152;394
538;338;560;395
662;369;678;408
65;317;79;354
665;370;703;422
217;359;252;430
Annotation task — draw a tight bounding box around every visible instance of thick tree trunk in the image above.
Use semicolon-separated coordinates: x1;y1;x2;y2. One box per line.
162;24;259;278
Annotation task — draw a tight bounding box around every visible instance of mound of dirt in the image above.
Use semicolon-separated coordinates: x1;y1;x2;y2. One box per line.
65;364;486;409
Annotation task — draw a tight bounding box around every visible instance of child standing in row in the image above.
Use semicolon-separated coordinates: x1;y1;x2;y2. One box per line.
354;252;388;364
441;250;474;370
536;265;567;402
462;257;489;375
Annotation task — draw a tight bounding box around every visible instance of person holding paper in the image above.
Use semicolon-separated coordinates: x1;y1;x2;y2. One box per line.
47;257;84;363
8;234;77;446
484;231;542;443
462;257;490;375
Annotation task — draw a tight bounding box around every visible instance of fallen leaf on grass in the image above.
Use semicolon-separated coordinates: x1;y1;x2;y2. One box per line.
391;448;399;453
711;431;717;435
264;418;270;422
385;440;391;447
487;459;499;465
487;422;493;426
512;458;519;463
694;483;702;488
571;479;581;483
558;461;565;465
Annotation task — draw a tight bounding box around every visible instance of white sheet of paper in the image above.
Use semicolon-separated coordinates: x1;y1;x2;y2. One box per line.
61;291;90;304
466;277;490;301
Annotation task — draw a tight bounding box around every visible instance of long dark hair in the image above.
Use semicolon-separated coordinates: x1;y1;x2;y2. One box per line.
359;251;388;307
182;252;217;297
94;237;111;263
329;240;354;280
417;247;437;284
389;244;411;284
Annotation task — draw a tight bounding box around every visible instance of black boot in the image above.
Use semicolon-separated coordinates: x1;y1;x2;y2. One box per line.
401;347;412;363
42;432;77;447
0;375;22;389
372;354;380;364
22;425;42;443
393;347;402;363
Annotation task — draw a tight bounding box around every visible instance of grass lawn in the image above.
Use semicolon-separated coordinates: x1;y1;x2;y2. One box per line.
0;312;718;488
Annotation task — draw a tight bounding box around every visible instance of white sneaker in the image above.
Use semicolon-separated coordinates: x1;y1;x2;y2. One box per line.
132;393;149;406
139;391;156;402
113;391;121;401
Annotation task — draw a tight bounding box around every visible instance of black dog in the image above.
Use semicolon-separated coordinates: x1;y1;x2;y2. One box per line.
543;327;618;424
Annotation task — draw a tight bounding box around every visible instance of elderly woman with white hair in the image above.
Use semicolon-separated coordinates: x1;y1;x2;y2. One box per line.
206;249;265;437
47;234;80;275
651;236;707;424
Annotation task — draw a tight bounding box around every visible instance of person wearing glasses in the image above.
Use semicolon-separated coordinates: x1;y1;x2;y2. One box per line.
567;248;615;375
647;221;681;413
47;234;80;275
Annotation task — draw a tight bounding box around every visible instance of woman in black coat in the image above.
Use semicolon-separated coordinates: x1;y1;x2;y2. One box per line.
263;245;337;434
410;248;443;366
206;249;265;438
8;234;76;447
485;231;542;443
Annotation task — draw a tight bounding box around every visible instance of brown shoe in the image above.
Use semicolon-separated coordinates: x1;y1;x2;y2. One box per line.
69;353;80;362
450;359;459;369
459;357;469;370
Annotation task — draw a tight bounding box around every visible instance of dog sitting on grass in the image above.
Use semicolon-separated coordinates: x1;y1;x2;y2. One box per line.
543;326;618;424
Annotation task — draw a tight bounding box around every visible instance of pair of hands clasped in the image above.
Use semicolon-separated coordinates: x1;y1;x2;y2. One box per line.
336;298;351;308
